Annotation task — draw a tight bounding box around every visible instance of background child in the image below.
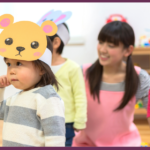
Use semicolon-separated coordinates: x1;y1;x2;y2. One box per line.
37;10;87;147
0;14;65;147
49;22;87;147
72;21;150;146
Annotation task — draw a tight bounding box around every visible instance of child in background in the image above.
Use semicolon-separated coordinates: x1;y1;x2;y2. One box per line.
0;14;65;147
73;21;150;146
49;21;87;147
37;10;87;147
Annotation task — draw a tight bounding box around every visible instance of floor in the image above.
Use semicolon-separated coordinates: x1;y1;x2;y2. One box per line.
0;117;149;146
134;119;150;146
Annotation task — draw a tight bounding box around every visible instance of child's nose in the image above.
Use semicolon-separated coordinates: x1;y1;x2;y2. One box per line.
10;68;16;75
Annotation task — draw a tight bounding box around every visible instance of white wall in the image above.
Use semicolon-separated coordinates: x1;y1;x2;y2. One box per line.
0;3;150;98
63;3;150;65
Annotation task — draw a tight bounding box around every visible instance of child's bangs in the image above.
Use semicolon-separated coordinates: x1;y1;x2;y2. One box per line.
98;24;121;46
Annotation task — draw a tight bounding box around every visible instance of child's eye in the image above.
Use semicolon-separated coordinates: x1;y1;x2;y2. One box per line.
6;63;11;67
17;62;22;66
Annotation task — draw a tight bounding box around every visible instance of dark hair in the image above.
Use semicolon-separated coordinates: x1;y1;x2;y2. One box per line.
33;36;59;90
86;21;139;111
48;23;69;55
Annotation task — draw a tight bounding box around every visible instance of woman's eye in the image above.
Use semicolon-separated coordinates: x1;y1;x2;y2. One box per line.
17;62;22;66
99;41;103;44
7;63;11;66
108;45;114;47
108;44;115;48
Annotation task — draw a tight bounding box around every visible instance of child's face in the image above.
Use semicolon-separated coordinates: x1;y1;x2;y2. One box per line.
52;37;61;54
97;41;128;67
5;58;43;91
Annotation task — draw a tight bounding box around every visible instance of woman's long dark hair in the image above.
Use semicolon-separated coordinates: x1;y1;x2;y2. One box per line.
86;21;139;110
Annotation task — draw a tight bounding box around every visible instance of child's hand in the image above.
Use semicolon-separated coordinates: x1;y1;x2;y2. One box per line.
0;75;11;88
73;128;84;132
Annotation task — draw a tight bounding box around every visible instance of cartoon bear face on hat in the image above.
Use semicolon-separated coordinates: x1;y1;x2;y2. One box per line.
0;14;57;61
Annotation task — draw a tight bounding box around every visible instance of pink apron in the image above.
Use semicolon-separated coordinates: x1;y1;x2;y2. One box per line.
72;64;141;146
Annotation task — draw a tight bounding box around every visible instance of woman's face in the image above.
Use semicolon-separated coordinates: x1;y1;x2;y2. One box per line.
97;41;128;67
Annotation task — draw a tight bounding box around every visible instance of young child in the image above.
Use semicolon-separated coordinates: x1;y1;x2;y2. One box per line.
37;10;87;146
0;14;65;147
49;22;87;147
72;21;150;146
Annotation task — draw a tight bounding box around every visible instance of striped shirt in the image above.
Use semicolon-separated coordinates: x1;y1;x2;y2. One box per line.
0;85;65;147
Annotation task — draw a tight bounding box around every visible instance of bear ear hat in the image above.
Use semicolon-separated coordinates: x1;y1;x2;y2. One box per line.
37;10;72;45
0;14;14;29
0;14;58;68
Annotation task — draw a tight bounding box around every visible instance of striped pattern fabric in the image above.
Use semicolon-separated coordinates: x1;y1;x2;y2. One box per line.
0;85;65;147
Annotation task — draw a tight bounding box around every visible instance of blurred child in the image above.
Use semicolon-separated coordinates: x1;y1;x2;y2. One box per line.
49;22;87;147
37;10;87;147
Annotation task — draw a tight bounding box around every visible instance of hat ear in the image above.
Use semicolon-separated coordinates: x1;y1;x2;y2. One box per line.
54;11;72;25
41;20;57;36
37;9;54;26
0;14;14;29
